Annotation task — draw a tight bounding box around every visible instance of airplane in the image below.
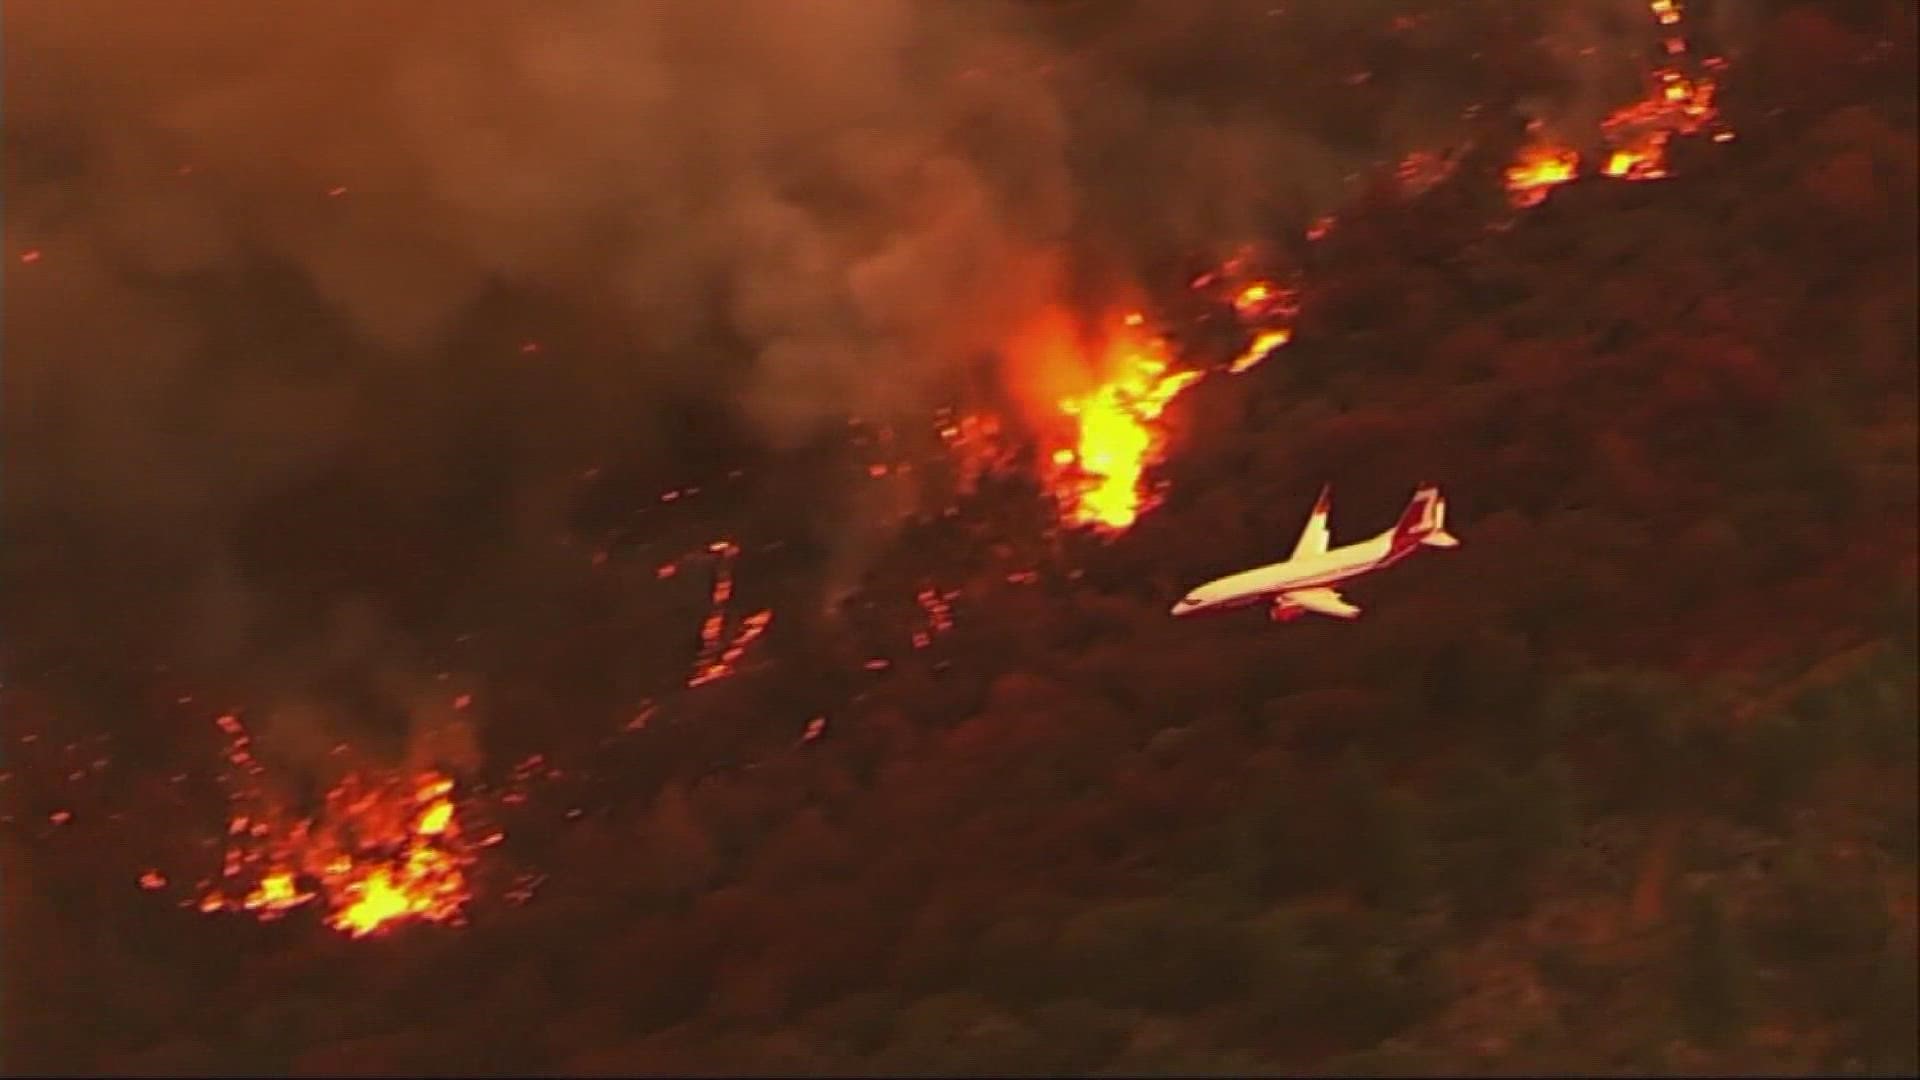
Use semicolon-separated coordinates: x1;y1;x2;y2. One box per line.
1169;483;1459;622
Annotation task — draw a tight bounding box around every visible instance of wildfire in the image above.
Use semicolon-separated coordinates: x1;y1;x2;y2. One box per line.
1007;254;1299;531
1035;310;1204;532
1505;137;1581;208
194;712;484;938
1505;0;1730;202
1599;67;1722;181
1215;269;1301;371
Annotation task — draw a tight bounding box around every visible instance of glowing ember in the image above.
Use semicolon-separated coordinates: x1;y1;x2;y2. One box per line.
1396;149;1460;198
195;713;482;938
138;869;168;890
686;541;774;688
936;409;1016;495
911;586;960;649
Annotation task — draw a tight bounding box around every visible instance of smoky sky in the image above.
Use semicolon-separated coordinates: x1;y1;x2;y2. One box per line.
2;0;1705;699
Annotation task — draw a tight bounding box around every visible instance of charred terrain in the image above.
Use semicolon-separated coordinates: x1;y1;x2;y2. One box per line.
3;1;1917;1075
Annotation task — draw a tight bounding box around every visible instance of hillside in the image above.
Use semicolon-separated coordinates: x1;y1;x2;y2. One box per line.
3;2;1915;1075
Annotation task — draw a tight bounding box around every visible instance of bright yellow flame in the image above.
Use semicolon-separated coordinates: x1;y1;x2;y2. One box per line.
1229;328;1293;374
1053;326;1204;531
196;756;478;939
1233;282;1275;315
333;868;412;938
1504;144;1580;207
415;799;453;836
244;870;306;910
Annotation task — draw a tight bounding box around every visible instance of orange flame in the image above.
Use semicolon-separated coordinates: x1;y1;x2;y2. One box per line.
1508;0;1729;199
1035;312;1203;532
1599;67;1721;181
195;713;482;938
1505;140;1580;208
1229;328;1293;375
1197;267;1298;375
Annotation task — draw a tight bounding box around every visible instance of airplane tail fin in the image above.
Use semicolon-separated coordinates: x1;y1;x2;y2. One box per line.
1390;484;1460;551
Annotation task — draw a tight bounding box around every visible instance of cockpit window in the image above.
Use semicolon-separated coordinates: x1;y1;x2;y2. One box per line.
1180;592;1201;606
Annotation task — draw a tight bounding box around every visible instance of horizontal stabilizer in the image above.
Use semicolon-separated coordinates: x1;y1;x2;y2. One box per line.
1421;529;1460;549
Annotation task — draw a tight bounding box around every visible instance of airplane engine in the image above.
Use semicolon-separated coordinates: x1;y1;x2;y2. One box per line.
1269;599;1306;622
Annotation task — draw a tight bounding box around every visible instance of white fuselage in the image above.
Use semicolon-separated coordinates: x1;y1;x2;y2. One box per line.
1170;530;1409;616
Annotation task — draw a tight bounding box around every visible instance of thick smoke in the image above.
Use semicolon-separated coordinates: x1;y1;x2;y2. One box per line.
2;0;1711;741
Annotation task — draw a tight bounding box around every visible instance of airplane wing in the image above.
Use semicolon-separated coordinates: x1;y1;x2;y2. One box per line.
1279;587;1362;620
1288;484;1333;560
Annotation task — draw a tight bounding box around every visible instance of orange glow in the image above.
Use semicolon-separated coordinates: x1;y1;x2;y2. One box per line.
1003;255;1299;529
1594;1;1728;182
1599;68;1719;182
687;540;774;688
196;713;481;938
1038;312;1203;532
1602;146;1665;180
1233;282;1276;316
415;799;453;837
1504;141;1580;208
912;586;959;649
935;408;1016;496
1229;328;1293;374
242;869;314;917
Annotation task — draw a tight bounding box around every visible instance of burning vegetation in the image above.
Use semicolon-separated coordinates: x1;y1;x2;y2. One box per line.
1505;0;1732;205
192;713;488;938
1038;310;1205;532
5;1;1916;1075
